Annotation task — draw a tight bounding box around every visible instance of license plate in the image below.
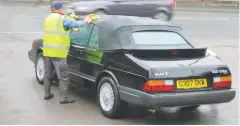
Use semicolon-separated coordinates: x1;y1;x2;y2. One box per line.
176;79;207;89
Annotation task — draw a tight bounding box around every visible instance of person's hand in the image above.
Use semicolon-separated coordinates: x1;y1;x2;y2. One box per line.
84;15;92;24
67;12;79;20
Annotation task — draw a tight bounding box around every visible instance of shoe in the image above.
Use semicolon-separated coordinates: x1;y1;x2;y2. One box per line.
44;94;54;100
44;79;54;100
59;80;75;104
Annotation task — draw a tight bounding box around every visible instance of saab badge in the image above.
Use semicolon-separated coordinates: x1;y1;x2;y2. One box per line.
155;72;168;77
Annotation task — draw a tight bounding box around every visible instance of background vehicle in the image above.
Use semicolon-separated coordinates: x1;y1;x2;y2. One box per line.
28;15;235;119
63;0;175;21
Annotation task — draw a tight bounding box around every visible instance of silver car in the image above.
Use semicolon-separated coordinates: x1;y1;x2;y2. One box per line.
63;0;175;21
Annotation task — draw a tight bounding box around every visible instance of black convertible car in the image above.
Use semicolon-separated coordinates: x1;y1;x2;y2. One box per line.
28;15;236;118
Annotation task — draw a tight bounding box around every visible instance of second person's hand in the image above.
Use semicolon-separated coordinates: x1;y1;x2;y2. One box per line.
84;15;92;24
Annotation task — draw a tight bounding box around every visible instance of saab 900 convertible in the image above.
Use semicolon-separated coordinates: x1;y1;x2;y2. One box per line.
28;15;236;119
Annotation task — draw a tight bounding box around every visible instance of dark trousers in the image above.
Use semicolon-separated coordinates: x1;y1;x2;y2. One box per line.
44;57;73;102
44;57;69;81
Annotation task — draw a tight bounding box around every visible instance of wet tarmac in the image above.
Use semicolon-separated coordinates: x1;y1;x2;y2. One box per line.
0;3;239;125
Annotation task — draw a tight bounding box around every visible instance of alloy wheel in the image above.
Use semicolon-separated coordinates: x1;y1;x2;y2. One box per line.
99;82;114;112
36;56;45;82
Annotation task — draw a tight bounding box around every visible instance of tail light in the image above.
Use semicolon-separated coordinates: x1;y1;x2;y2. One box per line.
142;80;174;92
32;41;35;48
213;76;232;89
168;1;175;8
172;50;179;55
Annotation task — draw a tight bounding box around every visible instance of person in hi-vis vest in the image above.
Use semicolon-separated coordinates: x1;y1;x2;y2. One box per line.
43;1;91;104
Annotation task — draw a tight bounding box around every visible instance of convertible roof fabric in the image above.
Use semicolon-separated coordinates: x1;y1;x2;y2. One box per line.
91;15;185;51
91;15;181;31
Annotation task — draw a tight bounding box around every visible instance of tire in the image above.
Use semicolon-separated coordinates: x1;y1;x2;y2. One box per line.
94;10;107;15
97;76;127;119
35;53;45;85
153;12;170;22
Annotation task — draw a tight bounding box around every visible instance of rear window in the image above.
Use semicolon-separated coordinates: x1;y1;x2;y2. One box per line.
132;31;188;45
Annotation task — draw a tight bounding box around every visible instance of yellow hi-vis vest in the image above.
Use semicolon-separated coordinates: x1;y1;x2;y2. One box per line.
43;13;70;58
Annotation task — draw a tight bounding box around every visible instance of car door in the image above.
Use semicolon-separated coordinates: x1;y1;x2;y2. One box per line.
67;24;94;86
107;0;143;16
127;0;152;17
137;0;170;17
80;25;104;83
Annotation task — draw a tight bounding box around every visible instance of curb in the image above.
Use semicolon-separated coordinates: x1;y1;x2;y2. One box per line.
175;8;239;13
175;3;239;13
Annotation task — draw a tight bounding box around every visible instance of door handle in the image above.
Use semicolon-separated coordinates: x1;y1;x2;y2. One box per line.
76;48;82;51
72;45;85;49
76;49;83;55
72;45;84;53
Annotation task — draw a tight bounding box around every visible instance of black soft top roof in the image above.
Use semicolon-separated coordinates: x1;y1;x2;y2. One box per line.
89;15;185;51
91;15;181;31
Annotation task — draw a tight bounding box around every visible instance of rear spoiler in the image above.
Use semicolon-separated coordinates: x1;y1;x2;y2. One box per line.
102;47;207;52
124;48;208;59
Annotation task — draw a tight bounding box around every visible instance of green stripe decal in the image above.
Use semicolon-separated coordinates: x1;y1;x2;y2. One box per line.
84;49;103;64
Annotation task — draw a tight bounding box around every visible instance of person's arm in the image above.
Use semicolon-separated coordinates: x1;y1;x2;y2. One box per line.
63;17;85;30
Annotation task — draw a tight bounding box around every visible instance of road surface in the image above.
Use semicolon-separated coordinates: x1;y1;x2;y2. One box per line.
0;4;239;125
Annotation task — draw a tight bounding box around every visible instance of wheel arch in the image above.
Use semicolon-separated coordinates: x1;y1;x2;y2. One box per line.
93;8;109;14
37;48;42;54
154;7;171;20
95;70;119;91
155;7;170;14
35;48;43;64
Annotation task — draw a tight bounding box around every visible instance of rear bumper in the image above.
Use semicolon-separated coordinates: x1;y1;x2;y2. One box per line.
118;86;236;108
